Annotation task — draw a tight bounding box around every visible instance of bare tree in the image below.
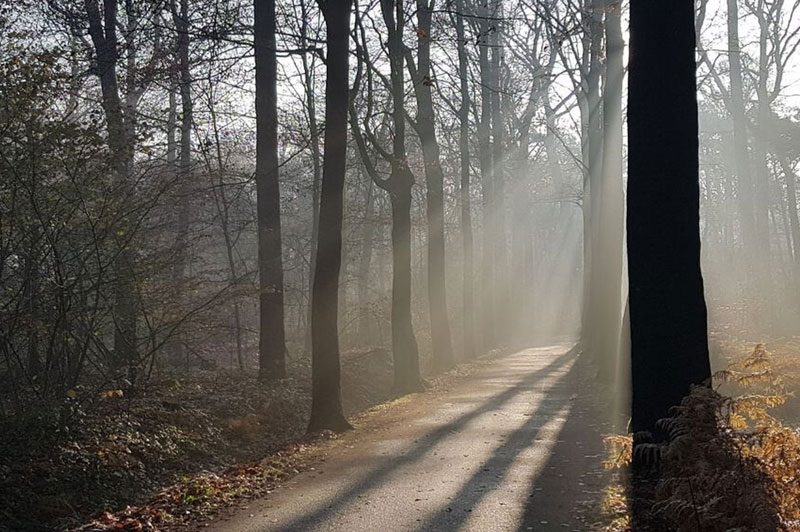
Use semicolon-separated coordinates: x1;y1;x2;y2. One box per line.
308;0;354;432
254;0;287;380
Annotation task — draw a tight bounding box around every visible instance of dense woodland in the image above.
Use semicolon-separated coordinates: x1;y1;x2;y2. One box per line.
1;0;800;530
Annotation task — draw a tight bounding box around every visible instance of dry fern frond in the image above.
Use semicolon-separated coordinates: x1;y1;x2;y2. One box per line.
603;434;632;470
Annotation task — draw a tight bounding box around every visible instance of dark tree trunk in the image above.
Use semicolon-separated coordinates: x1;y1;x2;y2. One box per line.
381;0;424;393
627;0;711;436
170;0;192;367
84;0;137;378
389;177;424;392
308;0;353;433
410;0;454;370
254;0;286;381
301;2;321;356
455;0;475;359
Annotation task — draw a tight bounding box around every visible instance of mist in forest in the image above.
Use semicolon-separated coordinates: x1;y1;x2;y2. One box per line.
1;0;800;529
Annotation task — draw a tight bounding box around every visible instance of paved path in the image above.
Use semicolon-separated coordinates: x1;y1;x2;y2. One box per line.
206;345;610;532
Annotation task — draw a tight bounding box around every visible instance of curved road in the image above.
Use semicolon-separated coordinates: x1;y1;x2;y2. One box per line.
206;345;610;532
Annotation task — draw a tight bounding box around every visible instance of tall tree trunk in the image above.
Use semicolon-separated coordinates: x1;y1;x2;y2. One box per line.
308;0;353;433
455;0;475;359
254;0;286;380
581;0;604;355
726;0;756;257
84;0;137;379
595;1;624;383
410;0;454;370
382;0;424;392
477;14;495;350
628;0;711;436
301;2;322;356
170;0;192;367
490;5;508;342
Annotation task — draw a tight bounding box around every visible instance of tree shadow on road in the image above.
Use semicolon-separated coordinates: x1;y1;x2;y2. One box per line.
277;347;578;532
412;359;577;532
516;359;614;531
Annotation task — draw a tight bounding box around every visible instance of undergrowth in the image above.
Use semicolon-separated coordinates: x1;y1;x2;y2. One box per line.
601;343;800;531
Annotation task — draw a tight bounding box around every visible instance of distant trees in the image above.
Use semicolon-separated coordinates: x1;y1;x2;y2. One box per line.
3;0;798;444
627;0;711;435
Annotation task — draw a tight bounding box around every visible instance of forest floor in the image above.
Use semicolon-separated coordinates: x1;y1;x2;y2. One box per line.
200;344;614;532
0;346;511;532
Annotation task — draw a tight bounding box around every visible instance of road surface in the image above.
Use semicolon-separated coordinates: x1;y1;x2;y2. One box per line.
206;345;610;532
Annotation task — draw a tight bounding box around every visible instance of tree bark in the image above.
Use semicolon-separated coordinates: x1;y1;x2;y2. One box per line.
455;0;475;359
254;0;286;380
308;0;353;433
489;4;508;341
357;177;377;343
301;2;322;356
409;0;455;369
726;0;757;256
84;0;137;378
628;0;711;436
477;13;495;350
389;175;423;390
170;0;193;367
581;0;604;356
349;0;424;393
595;1;624;383
382;0;425;392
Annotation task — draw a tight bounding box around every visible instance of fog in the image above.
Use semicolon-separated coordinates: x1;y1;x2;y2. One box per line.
2;0;800;529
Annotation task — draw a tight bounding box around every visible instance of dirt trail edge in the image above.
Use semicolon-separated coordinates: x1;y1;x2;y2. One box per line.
205;345;610;532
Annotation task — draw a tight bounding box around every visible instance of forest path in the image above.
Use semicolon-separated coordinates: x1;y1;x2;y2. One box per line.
206;345;611;532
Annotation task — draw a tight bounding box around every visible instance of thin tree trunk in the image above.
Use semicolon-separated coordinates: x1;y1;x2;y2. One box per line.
409;0;455;369
308;0;353;433
455;0;475;359
357;177;377;343
778;158;800;293
477;15;495;350
301;3;321;356
582;0;604;355
490;5;508;342
727;0;757;256
595;0;624;383
170;0;192;367
254;0;286;380
208;95;245;371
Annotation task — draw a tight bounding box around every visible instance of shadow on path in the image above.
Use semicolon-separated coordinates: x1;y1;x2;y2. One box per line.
277;348;577;532
413;362;575;531
516;360;612;531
